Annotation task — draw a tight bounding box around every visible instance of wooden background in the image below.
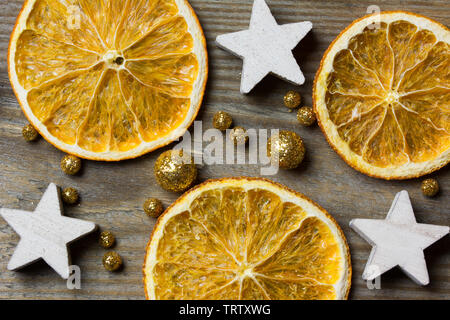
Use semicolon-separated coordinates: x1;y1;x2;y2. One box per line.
0;0;449;300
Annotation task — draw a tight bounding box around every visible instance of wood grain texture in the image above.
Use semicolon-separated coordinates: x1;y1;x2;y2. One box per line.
0;0;449;300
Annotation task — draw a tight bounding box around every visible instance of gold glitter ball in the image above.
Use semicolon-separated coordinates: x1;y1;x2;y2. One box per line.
421;179;439;197
102;251;122;272
22;124;39;142
268;130;305;169
99;231;115;249
144;198;164;218
154;150;197;192
284;91;302;109
213;111;233;131
230;126;249;145
297;107;316;126
61;154;82;175
62;187;79;205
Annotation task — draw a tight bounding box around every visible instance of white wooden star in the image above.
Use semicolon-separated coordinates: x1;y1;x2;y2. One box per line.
216;0;312;94
350;191;449;285
0;183;96;279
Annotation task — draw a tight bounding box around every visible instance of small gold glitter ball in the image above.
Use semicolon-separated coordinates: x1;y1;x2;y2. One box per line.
284;91;302;109
102;251;122;272
268;130;305;169
144;198;164;218
421;179;439;197
230;126;248;145
99;231;115;249
297;107;316;126
62;187;79;205
61;154;82;175
213;111;233;131
22;124;39;142
154;150;197;192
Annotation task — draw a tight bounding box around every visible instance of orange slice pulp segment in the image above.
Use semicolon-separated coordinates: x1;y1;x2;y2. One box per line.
314;12;449;179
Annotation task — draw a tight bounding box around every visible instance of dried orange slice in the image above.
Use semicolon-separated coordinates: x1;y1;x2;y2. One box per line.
8;0;207;160
144;178;351;300
314;11;449;179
